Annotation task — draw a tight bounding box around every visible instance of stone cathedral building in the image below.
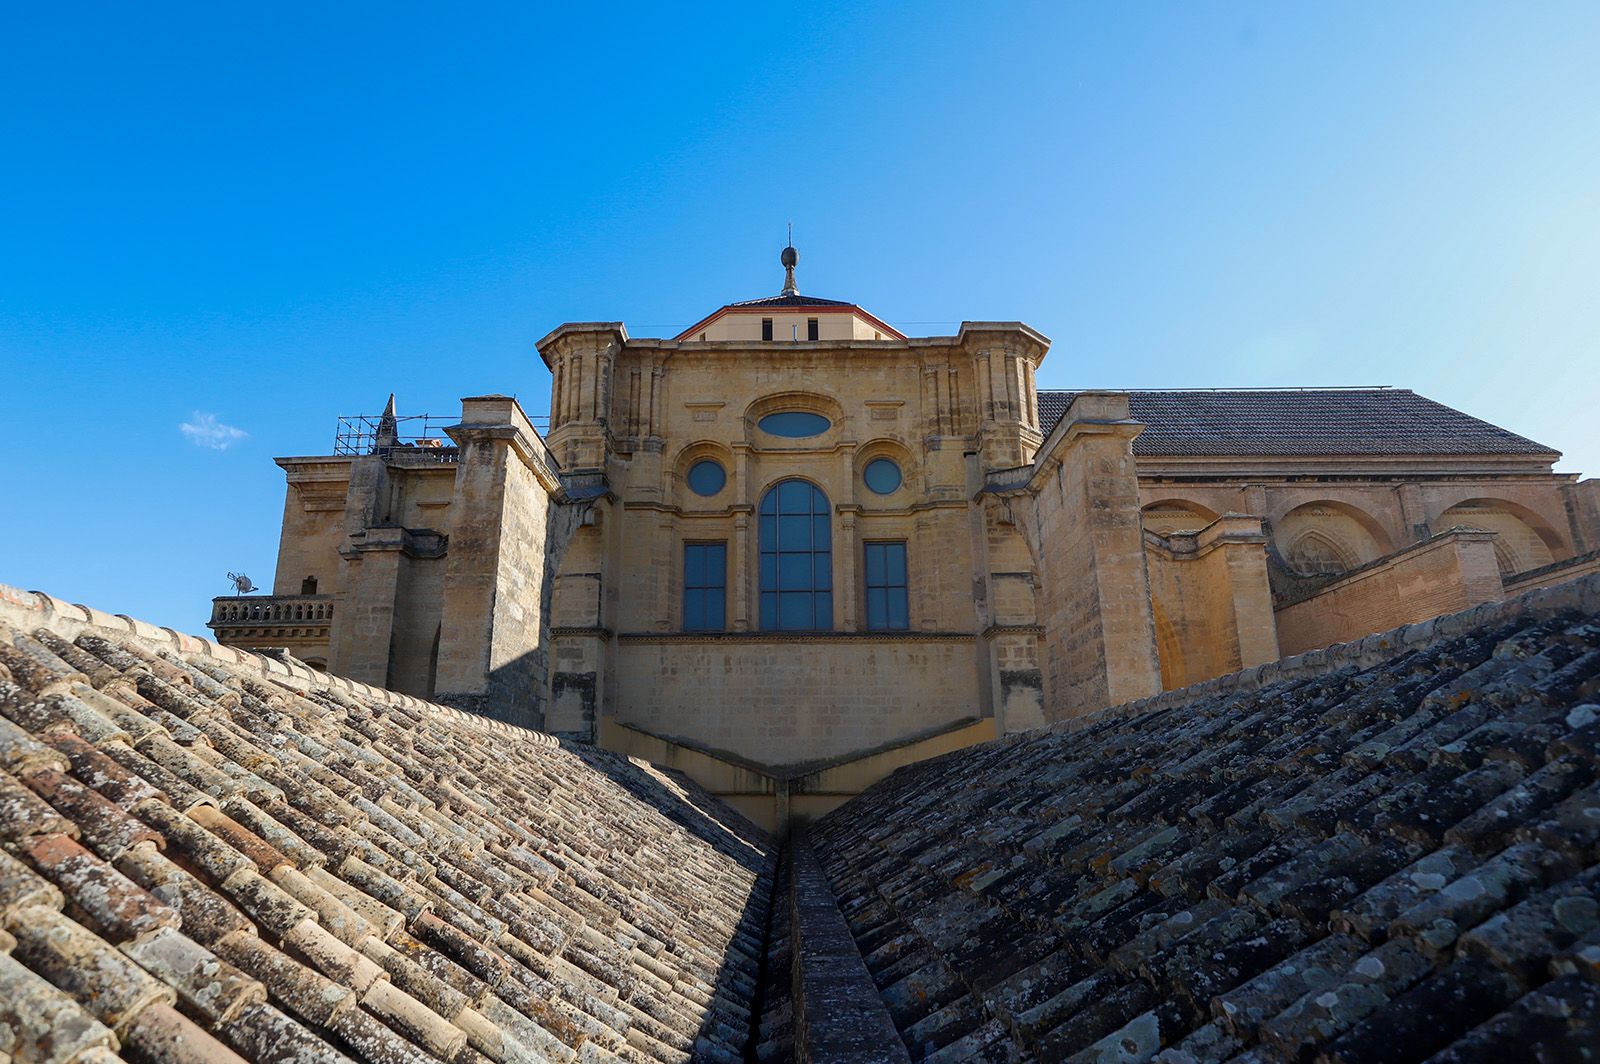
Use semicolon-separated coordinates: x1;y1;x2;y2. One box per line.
211;247;1600;827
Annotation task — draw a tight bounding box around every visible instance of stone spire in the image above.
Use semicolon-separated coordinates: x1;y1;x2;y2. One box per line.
375;392;399;449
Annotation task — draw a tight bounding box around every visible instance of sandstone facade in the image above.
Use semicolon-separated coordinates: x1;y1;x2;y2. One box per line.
209;250;1600;827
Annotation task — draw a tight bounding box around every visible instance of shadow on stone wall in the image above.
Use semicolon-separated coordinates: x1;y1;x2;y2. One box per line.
435;494;594;730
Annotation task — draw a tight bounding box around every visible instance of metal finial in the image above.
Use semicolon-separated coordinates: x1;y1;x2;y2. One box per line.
780;225;799;296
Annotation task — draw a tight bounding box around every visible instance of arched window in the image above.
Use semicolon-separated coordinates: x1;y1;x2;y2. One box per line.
759;479;832;630
1286;530;1357;576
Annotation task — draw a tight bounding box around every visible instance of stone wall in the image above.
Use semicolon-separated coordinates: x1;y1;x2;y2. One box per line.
270;457;351;597
1503;547;1600;594
1144;515;1278;689
612;634;980;767
1273;528;1504;656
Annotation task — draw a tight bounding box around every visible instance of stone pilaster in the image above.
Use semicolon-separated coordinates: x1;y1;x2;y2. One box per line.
334;529;404;687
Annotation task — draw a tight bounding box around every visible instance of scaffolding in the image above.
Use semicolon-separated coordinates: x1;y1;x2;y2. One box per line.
332;411;554;464
333;413;460;458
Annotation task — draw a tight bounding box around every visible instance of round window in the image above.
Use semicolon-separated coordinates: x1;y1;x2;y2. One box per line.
863;457;903;494
686;459;726;496
758;411;831;438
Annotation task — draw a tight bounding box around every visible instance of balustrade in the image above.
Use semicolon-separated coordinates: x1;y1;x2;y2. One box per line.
209;595;334;628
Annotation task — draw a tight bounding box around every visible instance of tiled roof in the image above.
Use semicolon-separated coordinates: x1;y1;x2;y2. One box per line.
1036;389;1558;457
810;576;1600;1062
0;589;773;1064
725;294;855;309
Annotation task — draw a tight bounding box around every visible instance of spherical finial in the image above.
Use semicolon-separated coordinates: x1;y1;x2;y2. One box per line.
781;244;798;269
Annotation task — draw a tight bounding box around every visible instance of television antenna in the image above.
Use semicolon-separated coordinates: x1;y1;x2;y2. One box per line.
226;572;256;594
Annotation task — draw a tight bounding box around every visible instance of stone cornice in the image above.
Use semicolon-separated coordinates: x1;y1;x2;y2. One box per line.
550;626;613;639
619;498;968;518
534;322;628;368
1142;513;1269;561
447;396;563;495
1136;466;1579;484
1016;392;1146;495
980;623;1044;640
274;456;355;479
955;320;1052;364
616;630;975;645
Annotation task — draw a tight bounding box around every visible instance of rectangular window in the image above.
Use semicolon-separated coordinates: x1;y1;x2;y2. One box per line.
864;541;909;631
683;542;727;631
807;317;819;341
761;318;774;341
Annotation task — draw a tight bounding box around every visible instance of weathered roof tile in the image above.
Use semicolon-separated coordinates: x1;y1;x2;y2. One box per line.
1038;388;1557;457
809;591;1600;1061
0;592;775;1063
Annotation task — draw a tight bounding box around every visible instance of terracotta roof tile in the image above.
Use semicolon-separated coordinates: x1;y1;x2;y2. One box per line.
0;596;775;1063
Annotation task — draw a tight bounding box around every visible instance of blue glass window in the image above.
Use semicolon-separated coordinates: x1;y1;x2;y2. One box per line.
683;542;726;631
864;541;909;631
863;457;902;494
759;480;832;630
758;411;831;438
686;459;726;497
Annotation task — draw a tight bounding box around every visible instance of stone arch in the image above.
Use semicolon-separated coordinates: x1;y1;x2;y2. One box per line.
1274;500;1390;577
1438;498;1560;574
982;498;1038;628
743;391;845;446
1285;528;1360;576
853;438;916;504
1142;498;1220;536
758;478;833;631
553;522;605;628
669;440;736;504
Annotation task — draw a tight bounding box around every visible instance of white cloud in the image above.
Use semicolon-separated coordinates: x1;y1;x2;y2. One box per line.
180;412;248;451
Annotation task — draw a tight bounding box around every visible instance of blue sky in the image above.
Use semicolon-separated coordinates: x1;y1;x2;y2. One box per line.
3;2;1598;632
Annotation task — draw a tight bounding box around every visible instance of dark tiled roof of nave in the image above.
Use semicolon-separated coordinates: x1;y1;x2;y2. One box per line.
810;584;1600;1062
1036;389;1557;457
0;600;773;1063
726;294;856;309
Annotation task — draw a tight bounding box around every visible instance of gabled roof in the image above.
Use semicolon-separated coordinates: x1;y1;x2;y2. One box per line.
0;584;773;1063
1037;388;1557;458
811;575;1600;1061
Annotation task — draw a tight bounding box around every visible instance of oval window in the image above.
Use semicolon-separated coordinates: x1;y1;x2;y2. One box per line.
686;459;726;496
863;457;903;494
758;411;831;438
